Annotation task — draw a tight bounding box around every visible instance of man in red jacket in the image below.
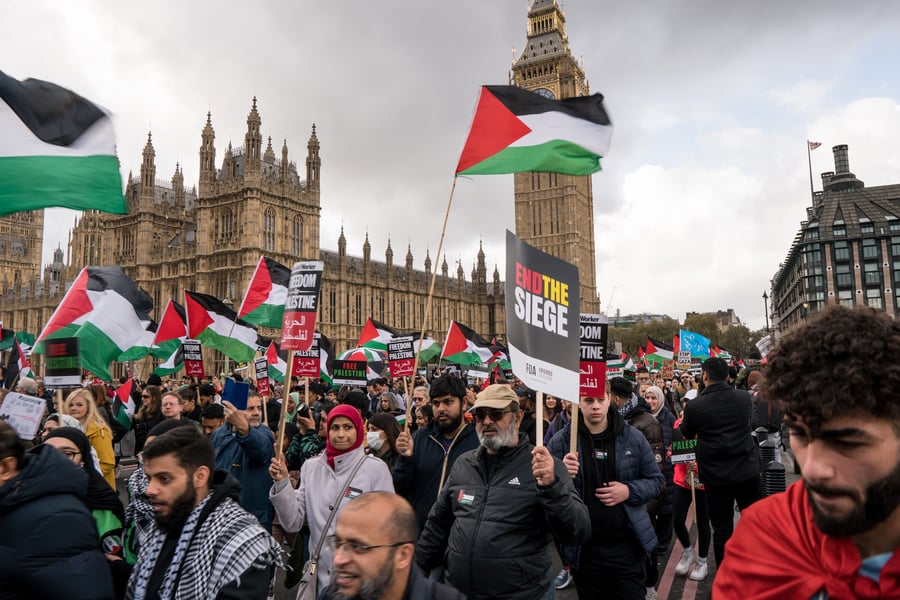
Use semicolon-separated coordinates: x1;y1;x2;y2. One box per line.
715;306;900;599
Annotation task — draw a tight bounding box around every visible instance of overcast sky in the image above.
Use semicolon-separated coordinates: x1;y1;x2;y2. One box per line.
5;0;900;331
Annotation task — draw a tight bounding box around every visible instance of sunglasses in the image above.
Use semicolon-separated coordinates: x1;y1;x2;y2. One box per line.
473;408;513;422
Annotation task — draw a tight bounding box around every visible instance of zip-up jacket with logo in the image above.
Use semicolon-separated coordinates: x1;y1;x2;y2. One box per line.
392;422;479;531
416;434;590;600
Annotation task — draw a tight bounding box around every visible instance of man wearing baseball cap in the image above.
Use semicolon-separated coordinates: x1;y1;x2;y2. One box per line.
416;384;590;600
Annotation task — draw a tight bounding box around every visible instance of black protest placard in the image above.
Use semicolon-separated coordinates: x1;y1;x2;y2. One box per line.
579;313;608;399
281;261;324;352
183;340;204;378
254;357;270;396
671;427;698;464
332;360;367;387
388;335;415;378
293;333;321;378
44;337;81;387
505;230;580;399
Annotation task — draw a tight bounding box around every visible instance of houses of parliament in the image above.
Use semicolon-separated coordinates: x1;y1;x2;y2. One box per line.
0;0;600;375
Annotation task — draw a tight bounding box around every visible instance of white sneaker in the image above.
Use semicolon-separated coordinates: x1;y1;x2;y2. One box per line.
690;560;709;581
674;548;694;576
645;588;658;600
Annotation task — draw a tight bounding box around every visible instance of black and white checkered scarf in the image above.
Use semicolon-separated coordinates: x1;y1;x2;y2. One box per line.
127;475;284;600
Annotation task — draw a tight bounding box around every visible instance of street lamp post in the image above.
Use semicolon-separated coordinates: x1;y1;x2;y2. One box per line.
762;291;770;332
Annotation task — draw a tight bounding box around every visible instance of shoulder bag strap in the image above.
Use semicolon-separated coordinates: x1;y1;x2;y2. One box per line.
308;454;369;563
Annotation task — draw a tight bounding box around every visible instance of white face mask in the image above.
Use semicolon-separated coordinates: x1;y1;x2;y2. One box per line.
366;431;385;452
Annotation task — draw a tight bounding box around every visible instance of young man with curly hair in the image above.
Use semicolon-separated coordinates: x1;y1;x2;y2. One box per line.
715;306;900;598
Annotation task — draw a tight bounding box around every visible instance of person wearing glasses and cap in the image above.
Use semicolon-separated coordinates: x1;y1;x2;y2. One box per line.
322;491;465;600
416;384;590;600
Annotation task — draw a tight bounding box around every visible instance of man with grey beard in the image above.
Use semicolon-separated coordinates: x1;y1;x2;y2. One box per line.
416;385;590;600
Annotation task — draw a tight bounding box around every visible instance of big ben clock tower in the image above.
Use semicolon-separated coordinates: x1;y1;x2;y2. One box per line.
511;0;600;313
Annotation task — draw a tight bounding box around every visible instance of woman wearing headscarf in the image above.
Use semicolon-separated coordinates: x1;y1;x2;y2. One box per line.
269;404;395;590
64;388;117;489
43;427;128;596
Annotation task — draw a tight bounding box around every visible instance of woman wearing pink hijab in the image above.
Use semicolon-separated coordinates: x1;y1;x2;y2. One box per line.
269;403;394;590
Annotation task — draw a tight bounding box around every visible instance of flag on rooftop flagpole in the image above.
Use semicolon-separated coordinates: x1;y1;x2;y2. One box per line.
357;318;399;352
237;256;291;328
34;266;153;382
808;141;822;151
0;71;126;217
456;85;612;176
440;321;494;366
185;291;262;364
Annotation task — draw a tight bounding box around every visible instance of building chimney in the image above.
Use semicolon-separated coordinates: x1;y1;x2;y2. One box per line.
822;145;864;192
833;144;849;174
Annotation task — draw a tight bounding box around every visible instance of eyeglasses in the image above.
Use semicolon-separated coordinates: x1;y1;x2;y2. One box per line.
325;535;414;556
473;408;513;422
60;449;81;460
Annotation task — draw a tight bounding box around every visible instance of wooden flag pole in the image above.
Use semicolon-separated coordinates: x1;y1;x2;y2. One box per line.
569;403;579;457
406;176;458;397
535;391;544;447
276;351;295;454
304;376;310;413
403;376;412;431
689;470;698;527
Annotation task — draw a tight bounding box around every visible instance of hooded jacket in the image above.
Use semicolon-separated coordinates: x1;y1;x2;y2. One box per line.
211;421;275;531
547;407;664;564
417;434;591;600
0;444;114;599
392;421;480;531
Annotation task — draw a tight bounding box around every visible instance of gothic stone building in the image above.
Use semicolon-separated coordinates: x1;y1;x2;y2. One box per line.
770;144;900;334
0;0;601;375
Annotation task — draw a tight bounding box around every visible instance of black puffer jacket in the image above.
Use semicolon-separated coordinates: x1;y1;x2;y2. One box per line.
417;435;590;600
392;422;480;531
0;444;114;600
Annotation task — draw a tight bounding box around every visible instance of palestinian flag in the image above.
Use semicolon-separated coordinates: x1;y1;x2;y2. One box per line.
645;337;675;368
0;71;125;217
0;329;15;351
357;318;398;352
3;337;31;389
237;256;291;328
185;291;262;364
151;300;187;376
455;85;613;176
710;345;733;364
405;331;441;364
673;334;680;356
621;352;635;372
319;332;335;383
34;266;153;382
636;345;647;368
266;341;287;383
440;321;493;366
118;320;157;362
113;378;135;428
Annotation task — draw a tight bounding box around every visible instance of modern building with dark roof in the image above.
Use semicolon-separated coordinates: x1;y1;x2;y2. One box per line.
770;144;900;334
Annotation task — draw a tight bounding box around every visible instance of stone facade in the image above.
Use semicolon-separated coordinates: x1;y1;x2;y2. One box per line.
510;0;600;313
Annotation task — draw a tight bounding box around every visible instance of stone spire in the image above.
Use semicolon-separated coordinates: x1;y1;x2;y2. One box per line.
244;97;262;177
306;124;320;190
140;132;155;204
199;112;216;190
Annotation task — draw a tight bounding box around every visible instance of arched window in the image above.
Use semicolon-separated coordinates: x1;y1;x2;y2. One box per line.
263;208;276;251
292;217;303;257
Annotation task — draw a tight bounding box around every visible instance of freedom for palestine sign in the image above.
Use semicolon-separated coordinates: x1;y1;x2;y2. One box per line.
505;230;580;400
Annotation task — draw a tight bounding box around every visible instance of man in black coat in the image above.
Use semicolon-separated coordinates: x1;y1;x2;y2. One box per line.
416;385;591;600
679;357;761;567
0;421;115;600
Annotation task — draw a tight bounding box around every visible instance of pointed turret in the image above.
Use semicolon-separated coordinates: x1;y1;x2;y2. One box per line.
441;254;449;277
406;243;414;271
385;238;393;266
223;142;235;181
263;136;275;164
172;162;185;205
338;226;347;257
424;249;432;274
140;132;156;204
363;232;371;263
281;139;290;182
199;111;216;192
244;97;262;178
306;124;320;191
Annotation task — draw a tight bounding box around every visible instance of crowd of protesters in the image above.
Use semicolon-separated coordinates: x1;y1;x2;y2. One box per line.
1;304;899;598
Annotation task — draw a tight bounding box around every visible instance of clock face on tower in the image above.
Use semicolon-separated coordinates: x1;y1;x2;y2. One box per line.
534;88;555;99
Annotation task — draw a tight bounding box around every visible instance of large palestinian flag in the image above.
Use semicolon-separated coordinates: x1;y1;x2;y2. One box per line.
185;291;263;363
34;266;153;381
237;256;291;328
440;321;494;366
357;318;398;352
406;331;441;364
0;71;126;216
456;85;613;176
